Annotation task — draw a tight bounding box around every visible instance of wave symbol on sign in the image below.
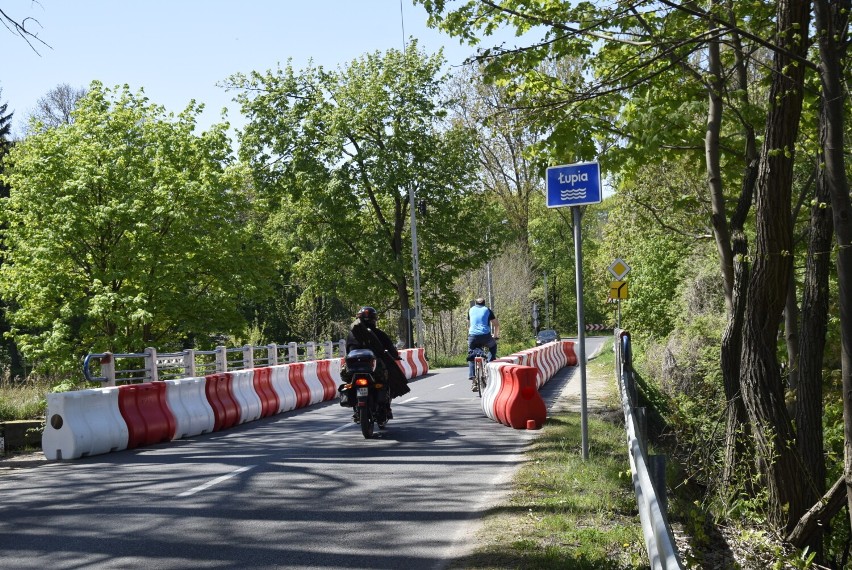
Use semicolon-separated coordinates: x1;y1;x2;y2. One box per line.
560;188;587;200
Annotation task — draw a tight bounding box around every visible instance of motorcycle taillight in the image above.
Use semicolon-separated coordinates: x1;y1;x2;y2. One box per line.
355;377;370;387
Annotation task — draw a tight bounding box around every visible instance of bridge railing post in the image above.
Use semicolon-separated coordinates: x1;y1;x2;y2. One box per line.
102;352;116;387
242;344;254;370
215;345;227;373
145;347;158;383
183;349;196;377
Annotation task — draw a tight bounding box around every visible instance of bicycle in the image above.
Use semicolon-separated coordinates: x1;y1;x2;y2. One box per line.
469;343;496;397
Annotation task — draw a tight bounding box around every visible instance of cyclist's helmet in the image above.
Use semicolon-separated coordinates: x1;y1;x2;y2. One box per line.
357;306;378;327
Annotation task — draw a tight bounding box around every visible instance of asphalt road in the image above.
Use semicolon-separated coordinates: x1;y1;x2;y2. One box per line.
0;337;606;570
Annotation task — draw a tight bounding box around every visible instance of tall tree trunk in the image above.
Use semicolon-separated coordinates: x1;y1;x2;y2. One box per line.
792;156;833;552
704;19;734;316
717;1;760;494
784;270;800;405
740;0;811;533
720;232;752;491
813;0;852;536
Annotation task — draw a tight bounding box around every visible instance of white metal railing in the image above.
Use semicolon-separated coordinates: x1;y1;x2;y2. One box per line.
82;340;347;386
614;328;683;570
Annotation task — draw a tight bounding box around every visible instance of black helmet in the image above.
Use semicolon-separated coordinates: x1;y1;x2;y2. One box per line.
357;306;378;326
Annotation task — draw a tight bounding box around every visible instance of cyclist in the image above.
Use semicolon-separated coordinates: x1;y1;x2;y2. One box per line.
467;297;499;391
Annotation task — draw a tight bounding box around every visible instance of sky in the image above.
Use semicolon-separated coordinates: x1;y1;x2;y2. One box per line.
2;0;509;137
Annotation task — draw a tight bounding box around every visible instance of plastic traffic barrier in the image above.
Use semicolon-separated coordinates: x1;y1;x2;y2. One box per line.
562;340;578;366
270;364;297;413
229;369;262;424
163;377;215;439
205;372;240;432
481;361;511;423
412;348;429;376
314;359;338;401
503;365;546;429
397;353;414;379
117;382;176;449
252;367;280;418
301;361;327;405
288;363;311;409
42;387;129;460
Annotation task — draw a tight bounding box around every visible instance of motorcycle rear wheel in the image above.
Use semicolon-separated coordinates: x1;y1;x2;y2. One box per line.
360;408;374;438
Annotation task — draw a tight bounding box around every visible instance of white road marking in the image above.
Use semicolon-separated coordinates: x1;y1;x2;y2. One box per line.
324;423;355;435
177;465;254;497
438;384;454;390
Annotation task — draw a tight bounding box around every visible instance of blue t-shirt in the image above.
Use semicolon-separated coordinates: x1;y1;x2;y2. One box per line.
468;305;495;335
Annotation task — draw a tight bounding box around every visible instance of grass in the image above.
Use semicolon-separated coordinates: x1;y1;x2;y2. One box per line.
446;341;650;569
0;371;51;421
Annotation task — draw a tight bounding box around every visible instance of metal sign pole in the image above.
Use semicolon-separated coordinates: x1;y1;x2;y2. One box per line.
573;206;589;460
546;160;600;462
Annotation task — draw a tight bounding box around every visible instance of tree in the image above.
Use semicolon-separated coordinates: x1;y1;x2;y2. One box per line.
0;91;11;147
419;0;840;542
738;0;811;533
811;0;852;539
228;41;495;346
28;83;87;130
0;81;274;374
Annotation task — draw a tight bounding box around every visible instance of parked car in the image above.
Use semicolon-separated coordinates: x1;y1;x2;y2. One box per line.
535;329;559;346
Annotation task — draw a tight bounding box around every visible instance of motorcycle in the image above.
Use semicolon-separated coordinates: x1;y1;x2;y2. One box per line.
338;348;391;438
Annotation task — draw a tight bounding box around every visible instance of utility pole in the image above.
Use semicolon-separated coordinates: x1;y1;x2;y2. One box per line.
408;185;424;348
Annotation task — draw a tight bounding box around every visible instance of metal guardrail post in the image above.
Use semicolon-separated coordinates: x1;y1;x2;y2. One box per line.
145;347;158;383
649;454;668;515
635;406;648;455
288;342;298;363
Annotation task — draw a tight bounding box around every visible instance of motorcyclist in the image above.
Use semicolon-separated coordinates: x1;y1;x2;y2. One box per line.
344;306;410;421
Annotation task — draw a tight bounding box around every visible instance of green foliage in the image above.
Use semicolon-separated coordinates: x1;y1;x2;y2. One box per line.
0;82;275;373
229;42;491;342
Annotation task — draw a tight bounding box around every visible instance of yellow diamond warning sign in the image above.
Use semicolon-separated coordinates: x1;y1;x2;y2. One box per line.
608;258;631;280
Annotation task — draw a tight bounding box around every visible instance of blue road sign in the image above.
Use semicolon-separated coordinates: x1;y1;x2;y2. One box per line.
546;161;602;208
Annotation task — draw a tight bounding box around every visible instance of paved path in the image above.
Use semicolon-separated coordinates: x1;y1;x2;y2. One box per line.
550;338;617;414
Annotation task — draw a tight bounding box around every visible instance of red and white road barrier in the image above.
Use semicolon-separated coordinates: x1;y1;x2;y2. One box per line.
480;340;578;430
42;351;432;461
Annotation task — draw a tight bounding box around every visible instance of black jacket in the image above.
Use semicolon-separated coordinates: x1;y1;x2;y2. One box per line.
346;318;410;398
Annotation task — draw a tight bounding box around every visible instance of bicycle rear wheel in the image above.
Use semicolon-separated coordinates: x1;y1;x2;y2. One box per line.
474;356;485;398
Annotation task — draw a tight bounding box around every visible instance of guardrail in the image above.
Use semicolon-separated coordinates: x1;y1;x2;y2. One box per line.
82;340;347;386
614;328;683;570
